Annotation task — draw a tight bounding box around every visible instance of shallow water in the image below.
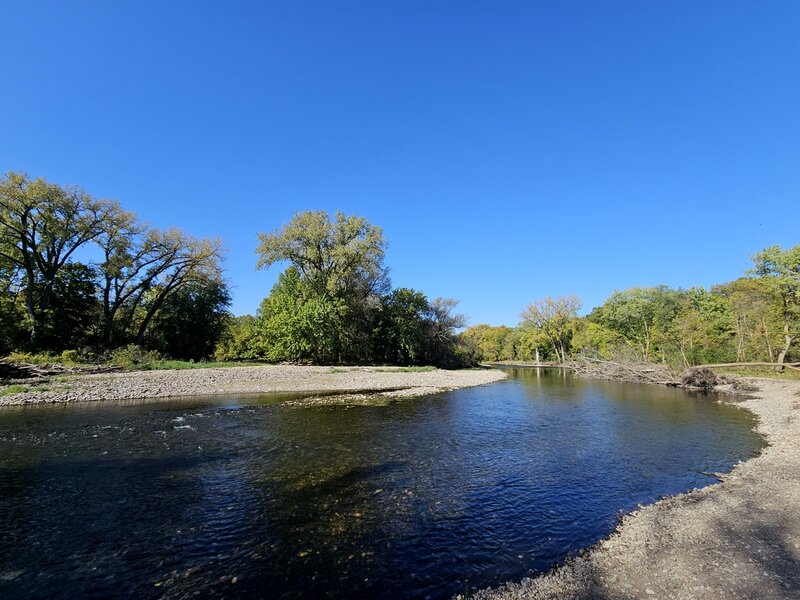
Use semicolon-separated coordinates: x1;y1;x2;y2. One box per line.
0;368;763;599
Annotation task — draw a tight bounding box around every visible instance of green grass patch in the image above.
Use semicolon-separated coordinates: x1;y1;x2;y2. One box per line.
0;384;27;397
133;360;266;371
371;366;437;373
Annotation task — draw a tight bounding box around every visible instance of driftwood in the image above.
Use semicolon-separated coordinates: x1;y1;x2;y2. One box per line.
0;360;123;381
566;358;680;386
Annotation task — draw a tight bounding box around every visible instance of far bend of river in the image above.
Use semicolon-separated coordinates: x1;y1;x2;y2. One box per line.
0;368;764;599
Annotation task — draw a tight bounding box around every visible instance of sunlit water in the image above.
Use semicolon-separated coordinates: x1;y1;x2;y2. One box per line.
0;368;763;599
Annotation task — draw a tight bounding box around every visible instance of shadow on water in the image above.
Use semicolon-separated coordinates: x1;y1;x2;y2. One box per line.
0;368;765;599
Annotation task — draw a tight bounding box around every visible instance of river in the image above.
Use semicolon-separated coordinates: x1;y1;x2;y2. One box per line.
0;368;764;599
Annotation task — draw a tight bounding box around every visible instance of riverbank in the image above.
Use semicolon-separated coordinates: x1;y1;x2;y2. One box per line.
468;377;800;600
0;364;507;406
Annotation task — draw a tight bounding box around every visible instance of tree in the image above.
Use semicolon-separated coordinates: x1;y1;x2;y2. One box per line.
593;286;682;362
214;315;260;361
45;262;101;351
670;287;735;367
97;221;225;348
713;277;782;362
373;288;430;365
461;324;515;362
256;210;389;300
255;211;390;363
146;276;232;361
520;295;582;363
254;267;345;363
424;297;468;367
0;172;121;347
749;245;800;366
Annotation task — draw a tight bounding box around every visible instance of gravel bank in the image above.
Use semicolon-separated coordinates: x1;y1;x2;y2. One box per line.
467;378;800;600
0;365;506;406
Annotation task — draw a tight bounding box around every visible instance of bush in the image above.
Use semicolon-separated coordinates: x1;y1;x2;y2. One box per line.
60;349;80;365
3;351;59;365
110;345;162;369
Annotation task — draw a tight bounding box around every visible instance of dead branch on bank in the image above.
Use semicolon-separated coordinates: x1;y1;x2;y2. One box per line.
0;360;123;382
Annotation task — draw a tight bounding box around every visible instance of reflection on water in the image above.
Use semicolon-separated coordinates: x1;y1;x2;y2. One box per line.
0;369;763;599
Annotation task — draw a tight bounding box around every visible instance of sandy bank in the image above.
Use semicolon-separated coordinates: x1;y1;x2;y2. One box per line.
0;364;507;406
468;378;800;600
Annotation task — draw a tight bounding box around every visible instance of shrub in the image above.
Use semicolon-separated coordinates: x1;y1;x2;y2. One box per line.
61;349;80;365
110;345;162;369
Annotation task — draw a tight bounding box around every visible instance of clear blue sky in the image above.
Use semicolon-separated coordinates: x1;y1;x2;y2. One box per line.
2;1;799;326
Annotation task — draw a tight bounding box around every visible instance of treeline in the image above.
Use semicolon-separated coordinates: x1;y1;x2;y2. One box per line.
463;244;800;368
0;172;229;360
216;211;469;367
1;173;468;367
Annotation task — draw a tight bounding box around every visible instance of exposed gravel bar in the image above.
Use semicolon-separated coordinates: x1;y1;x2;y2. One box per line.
0;364;506;406
467;378;800;600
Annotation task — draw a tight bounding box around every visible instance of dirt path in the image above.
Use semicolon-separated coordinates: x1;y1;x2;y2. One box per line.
468;378;800;600
0;364;506;405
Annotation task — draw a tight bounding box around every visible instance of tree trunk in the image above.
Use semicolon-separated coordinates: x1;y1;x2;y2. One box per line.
776;324;794;372
23;267;38;348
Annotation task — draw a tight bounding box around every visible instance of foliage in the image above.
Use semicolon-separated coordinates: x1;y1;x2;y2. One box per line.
520;295;582;363
0;171;227;360
256;210;388;299
0;172;121;347
109;345;162;369
749;244;800;364
373;288;431;365
60;349;81;365
146;276;231;361
214;315;261;361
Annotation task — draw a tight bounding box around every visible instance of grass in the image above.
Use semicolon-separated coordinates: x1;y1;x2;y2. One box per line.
0;384;27;397
133;360;265;371
371;366;437;373
720;367;800;381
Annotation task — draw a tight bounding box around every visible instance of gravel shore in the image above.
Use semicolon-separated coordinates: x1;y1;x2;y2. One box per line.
0;364;507;406
468;377;800;600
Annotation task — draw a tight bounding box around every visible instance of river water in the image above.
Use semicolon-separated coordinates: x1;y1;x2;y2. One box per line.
0;368;763;599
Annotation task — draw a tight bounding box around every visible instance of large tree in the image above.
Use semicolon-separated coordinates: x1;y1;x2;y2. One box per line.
98;220;225;347
0;172;121;347
256;210;389;300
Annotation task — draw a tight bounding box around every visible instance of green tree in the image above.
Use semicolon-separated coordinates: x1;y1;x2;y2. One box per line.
593;286;682;362
97;221;225;348
424;297;468;367
147;276;232;361
256;210;389;300
0;172;121;347
749;244;800;366
520;295;582;363
461;324;514;362
214;315;261;361
713;277;782;362
45;262;101;351
255;268;345;363
373;288;430;365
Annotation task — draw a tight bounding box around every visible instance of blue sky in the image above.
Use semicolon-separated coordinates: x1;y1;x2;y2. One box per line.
2;1;799;326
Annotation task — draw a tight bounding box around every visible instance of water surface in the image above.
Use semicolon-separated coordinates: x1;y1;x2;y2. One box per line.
0;368;763;599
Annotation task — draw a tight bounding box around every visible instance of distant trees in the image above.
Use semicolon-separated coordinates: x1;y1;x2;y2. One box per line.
465;244;800;368
520;295;582;363
0;172;230;359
